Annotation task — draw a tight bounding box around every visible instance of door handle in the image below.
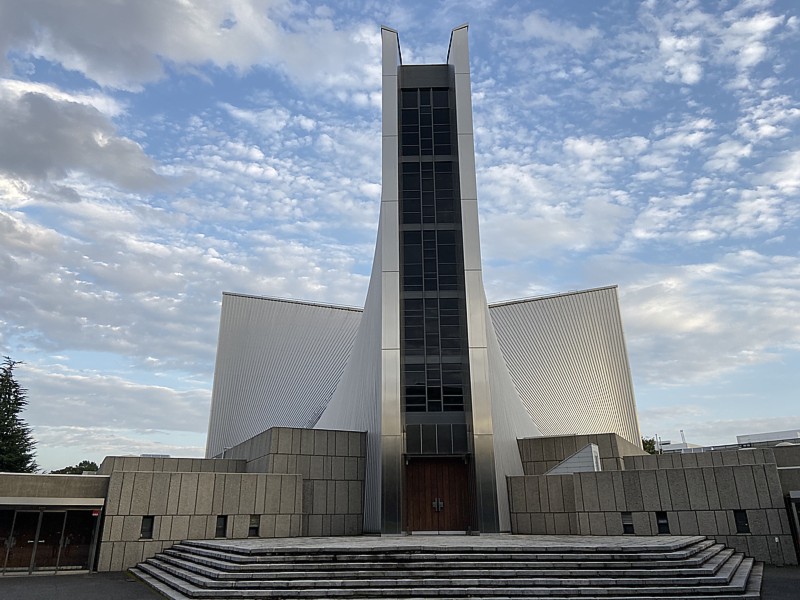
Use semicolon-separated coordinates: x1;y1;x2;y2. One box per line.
431;498;444;512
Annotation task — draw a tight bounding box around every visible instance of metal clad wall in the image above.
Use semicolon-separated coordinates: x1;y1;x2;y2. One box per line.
205;293;360;458
484;303;543;530
316;220;384;533
316;27;403;531
448;23;500;533
488;286;642;447
378;26;403;534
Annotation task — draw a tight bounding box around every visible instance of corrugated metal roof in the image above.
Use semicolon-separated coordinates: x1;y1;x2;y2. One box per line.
205;293;361;458
488;286;641;446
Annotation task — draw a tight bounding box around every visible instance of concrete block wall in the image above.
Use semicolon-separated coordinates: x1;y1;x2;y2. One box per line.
623;448;776;471
0;472;109;500
774;445;800;495
98;456;246;475
97;470;302;571
519;433;646;475
508;462;797;565
508;474;579;535
225;427;367;536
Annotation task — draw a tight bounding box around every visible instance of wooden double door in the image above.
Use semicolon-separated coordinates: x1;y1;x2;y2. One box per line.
405;458;470;532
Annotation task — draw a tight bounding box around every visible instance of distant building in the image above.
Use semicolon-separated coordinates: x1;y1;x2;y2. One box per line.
738;430;800;445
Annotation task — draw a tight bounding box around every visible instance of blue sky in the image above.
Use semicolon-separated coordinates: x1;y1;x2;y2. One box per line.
0;1;798;470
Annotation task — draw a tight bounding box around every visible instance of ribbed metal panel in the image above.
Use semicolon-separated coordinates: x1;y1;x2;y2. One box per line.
488;286;642;447
205;293;361;458
484;301;543;531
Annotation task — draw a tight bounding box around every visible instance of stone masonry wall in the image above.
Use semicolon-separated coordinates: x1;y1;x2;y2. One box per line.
97;468;302;571
518;433;646;475
225;427;366;536
508;463;797;566
98;456;247;475
0;472;109;500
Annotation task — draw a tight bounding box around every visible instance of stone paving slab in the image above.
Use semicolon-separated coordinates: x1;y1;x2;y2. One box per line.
188;533;704;554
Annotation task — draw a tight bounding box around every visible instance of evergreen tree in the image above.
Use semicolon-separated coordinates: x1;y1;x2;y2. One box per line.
642;436;658;455
51;460;98;474
0;357;38;472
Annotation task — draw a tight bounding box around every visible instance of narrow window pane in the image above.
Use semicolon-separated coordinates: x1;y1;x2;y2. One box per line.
215;515;228;538
249;514;260;537
140;516;155;539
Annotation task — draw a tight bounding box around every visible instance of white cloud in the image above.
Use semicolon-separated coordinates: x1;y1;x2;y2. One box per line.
757;150;800;192
513;12;600;52
34;425;205;470
0;83;164;191
0;1;381;93
617;250;800;386
704;139;752;172
658;34;704;84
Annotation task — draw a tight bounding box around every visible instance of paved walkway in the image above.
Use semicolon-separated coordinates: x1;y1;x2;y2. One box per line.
199;532;703;552
1;568;799;599
0;571;160;600
0;534;797;599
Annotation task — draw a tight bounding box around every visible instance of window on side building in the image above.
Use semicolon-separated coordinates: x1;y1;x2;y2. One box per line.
248;514;260;537
215;515;228;538
656;512;670;534
733;510;750;534
140;516;155;539
621;512;634;534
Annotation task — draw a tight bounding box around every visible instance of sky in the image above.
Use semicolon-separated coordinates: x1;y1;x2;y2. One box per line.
0;0;798;471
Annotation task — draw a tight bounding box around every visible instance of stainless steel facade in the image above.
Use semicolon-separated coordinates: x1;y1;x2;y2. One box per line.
205;26;642;534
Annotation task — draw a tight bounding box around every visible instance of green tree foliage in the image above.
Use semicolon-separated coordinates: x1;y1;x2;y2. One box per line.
0;357;38;472
50;460;99;474
642;437;658;455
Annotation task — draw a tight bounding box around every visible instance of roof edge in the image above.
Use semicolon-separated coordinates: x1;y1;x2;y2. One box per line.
221;291;363;313
488;285;619;309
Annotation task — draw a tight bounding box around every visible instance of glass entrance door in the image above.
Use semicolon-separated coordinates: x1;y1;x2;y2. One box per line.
32;512;66;571
60;510;94;570
1;509;98;575
3;511;39;572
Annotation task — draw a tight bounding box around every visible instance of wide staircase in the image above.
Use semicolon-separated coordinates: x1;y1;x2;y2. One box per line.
130;535;763;599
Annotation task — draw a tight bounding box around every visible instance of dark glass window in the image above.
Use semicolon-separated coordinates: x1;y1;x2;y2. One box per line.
402;90;418;108
656;511;669;534
437;425;452;454
406;424;422;453
399;86;468;420
399;88;451;157
452;424;468;453
422;424;437;453
734;510;750;534
621;512;634;534
140;516;155;539
215;515;228;538
248;515;260;537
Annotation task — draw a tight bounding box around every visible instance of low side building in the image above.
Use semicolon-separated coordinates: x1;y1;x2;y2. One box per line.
94;427;366;572
508;433;799;566
0;472;108;574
